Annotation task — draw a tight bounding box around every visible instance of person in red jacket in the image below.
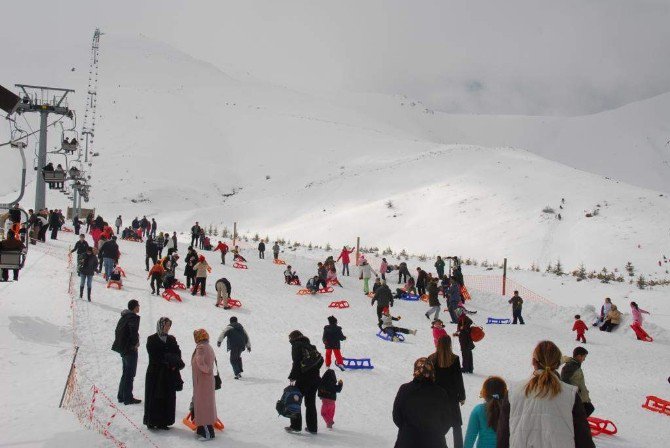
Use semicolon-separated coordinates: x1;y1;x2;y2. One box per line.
336;246;355;277
572;315;588;343
213;241;229;265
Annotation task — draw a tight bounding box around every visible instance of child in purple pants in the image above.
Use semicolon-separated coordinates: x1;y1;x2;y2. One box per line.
318;368;343;429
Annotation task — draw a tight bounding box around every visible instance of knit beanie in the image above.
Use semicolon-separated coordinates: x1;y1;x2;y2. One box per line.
193;328;209;343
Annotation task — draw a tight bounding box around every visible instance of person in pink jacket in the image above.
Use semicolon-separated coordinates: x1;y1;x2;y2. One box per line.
380;258;388;281
431;319;447;347
191;329;218;441
630;301;650;325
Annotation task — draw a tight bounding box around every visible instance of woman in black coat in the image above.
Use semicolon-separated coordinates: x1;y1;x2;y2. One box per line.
428;335;466;448
393;357;451;448
455;310;474;373
143;317;184;429
286;330;323;434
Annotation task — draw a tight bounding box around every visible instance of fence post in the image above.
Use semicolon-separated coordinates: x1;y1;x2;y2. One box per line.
502;258;507;296
233;222;237;247
59;346;79;408
355;237;360;266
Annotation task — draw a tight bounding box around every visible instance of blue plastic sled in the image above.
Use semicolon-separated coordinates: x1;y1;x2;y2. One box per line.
376;330;405;342
398;293;420;301
342;358;374;370
487;317;511;325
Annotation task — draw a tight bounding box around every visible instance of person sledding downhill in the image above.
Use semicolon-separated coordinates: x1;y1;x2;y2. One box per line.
232;245;246;263
326;267;343;288
380;310;417;342
284;266;300;285
191;255;211;296
306;276;320;294
336;245;355;276
147;260;165;295
213;240;229;265
322;316;346;371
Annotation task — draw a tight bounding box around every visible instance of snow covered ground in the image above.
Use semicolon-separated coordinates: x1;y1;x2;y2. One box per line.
2;231;669;447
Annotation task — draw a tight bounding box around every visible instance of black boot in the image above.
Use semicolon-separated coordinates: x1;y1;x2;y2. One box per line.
87;288;91;302
80;287;84;299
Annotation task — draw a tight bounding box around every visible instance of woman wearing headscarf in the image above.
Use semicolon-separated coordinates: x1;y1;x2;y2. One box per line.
143;317;184;430
392;357;451;448
191;329;218;441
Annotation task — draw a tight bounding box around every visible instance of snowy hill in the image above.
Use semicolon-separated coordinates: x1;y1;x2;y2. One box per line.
2;34;670;274
2;232;669;447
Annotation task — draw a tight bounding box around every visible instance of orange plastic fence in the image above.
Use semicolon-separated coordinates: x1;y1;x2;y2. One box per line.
464;275;556;307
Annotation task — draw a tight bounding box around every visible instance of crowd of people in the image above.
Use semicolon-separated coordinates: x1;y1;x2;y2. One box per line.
7;211;660;446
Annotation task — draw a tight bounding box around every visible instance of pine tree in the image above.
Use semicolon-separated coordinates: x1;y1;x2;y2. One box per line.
553;260;564;276
325;243;332;251
208;224;213;236
574;263;586;280
636;274;647;290
253;233;259;242
213;226;219;236
625;261;635;277
222;227;229;238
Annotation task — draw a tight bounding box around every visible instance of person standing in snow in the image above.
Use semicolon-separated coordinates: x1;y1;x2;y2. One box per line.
428;335;466;448
397;261;410;284
72;215;81;235
446;278;462;324
380;258;388;281
318;369;343;429
191;329;218;441
508;290;524;325
630;301;650;326
317;262;328;290
156;232;165;258
192;255;210;296
359;259;378;295
145;236;158;271
497;341;594;448
326;267;343;288
150;218;157;238
454;308;474;374
560;346;594;417
214;277;232;309
572;315;588;343
184;247;198;289
143;317;184;430
425;278;441;321
285;330;323;434
214;240;229;264
336;246;355;276
258;240;265;259
115;215;122;235
272;241;280;260
322;316;346;371
435;256;446;279
393;357;451;448
416;267;428;297
190;222;201;247
112;300;142;405
371;280;394;325
463;376;506;448
147;260;165;295
79;246;98;301
216;316;251;379
70;234;89;275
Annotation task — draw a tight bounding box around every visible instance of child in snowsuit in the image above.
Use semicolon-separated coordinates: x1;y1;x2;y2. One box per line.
454;308;474;373
380;311;417;342
306;276;320;294
318;369;343;429
322;316;346;370
572;315;588;343
431;319;447;347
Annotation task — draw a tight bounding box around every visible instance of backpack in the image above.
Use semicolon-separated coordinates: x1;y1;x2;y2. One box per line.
276;385;302;418
300;345;324;373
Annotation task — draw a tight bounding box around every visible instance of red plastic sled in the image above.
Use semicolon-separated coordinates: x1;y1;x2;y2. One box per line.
329;300;350;309
182;412;224;431
227;299;242;308
471;326;485;342
273;259;286;265
587;416;617;436
642;395;670;416
162;289;182;302
461;285;471;301
233;262;248;269
106;280;122;290
630;322;653;342
288;279;301;286
297;286;334;295
173;281;186;290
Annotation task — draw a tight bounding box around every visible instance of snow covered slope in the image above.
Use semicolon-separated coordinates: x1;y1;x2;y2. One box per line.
2;232;669;447
2;34;670;273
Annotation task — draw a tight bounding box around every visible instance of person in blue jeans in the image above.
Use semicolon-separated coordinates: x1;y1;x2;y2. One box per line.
464;376;507;448
79;247;98;302
111;300;142;405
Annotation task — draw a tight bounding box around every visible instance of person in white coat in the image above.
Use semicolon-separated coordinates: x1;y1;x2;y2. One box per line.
497;340;594;448
359;260;378;295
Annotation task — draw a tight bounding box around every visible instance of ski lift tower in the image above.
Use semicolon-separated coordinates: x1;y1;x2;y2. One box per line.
14;84;74;211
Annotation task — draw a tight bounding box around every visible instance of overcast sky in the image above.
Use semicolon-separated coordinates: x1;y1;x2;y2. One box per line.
3;0;670;115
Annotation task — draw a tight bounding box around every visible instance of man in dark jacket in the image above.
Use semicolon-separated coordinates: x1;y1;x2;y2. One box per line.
509;290;524;324
286;330;322;434
140;216;149;237
99;236;120;279
145;237;158;271
190;222;201;247
112;300;141;405
393;357;451;448
48;209;61;240
561;347;594;416
425;278;441;321
416;268;428;296
79;247;98;301
371;281;394;325
216;316;251;379
397;262;409;284
322;316;346;371
70;234;89;274
150;218;157;238
72;215;81;235
258;240;265;259
446;279;462;324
